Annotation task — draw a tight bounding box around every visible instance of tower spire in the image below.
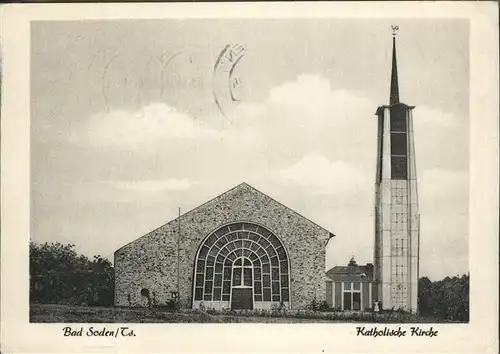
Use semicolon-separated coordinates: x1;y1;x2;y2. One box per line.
390;26;400;105
374;25;419;314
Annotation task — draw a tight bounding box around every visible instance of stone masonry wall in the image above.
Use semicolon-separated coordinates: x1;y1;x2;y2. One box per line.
114;183;331;309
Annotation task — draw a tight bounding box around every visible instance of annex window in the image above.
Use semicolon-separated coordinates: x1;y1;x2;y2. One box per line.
343;282;362;311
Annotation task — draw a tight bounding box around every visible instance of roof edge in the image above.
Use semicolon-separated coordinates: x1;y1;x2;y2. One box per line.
115;182;335;254
115;182;251;254
242;182;336;236
375;103;416;115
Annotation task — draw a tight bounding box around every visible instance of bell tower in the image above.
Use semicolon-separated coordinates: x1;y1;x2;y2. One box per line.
374;27;420;313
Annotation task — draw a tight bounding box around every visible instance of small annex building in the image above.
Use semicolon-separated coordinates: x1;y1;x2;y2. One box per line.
325;257;376;311
114;183;335;311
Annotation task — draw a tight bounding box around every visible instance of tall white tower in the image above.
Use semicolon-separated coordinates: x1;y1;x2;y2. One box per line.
374;30;420;313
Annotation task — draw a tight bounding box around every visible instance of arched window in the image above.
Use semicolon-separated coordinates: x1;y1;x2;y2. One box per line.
232;257;253;287
192;222;290;309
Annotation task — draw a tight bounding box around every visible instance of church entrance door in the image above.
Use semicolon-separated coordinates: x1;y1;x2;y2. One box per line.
231;288;253;310
230;257;253;310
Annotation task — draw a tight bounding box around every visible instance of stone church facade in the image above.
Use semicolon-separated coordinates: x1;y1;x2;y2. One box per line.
114;183;334;310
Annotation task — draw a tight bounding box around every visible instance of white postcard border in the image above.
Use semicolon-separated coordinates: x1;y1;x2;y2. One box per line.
1;2;498;353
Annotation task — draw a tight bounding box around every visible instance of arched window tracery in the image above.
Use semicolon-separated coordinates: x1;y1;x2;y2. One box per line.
193;222;290;306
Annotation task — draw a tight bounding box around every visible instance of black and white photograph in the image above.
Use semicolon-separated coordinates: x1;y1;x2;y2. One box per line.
28;17;470;324
1;2;498;353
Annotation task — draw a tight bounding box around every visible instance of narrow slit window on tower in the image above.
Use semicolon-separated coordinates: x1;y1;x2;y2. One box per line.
391;156;408;180
391;116;407;132
389;103;408;180
376;114;384;183
390;105;407;132
390;133;407;156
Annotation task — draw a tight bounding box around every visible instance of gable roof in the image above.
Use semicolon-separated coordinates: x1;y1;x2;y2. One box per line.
237;182;335;237
179;182;335;236
115;182;335;253
326;263;374;281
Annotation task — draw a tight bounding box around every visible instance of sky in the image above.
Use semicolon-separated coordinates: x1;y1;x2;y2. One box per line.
31;19;469;281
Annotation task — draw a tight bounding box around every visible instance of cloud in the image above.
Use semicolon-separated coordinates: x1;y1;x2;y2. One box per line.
240;74;375;133
269;74;334;109
276;154;370;196
413;106;458;127
70;73;440;169
230;74;379;172
68;102;221;150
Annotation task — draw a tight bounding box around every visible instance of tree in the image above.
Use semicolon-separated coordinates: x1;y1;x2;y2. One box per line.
30;241;114;306
418;274;469;322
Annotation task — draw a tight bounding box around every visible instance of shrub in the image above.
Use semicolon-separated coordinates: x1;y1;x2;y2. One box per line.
30;241;114;306
418;274;469;322
165;298;181;311
306;299;331;312
270;302;288;316
317;300;331;312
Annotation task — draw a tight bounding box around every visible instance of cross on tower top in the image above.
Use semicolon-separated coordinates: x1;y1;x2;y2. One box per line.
390;26;400;105
391;25;399;37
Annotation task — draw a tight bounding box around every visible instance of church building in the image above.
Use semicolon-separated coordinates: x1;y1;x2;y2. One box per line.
114;183;334;310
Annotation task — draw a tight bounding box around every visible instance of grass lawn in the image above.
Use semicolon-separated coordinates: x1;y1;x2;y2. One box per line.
30;304;338;323
30;303;446;323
